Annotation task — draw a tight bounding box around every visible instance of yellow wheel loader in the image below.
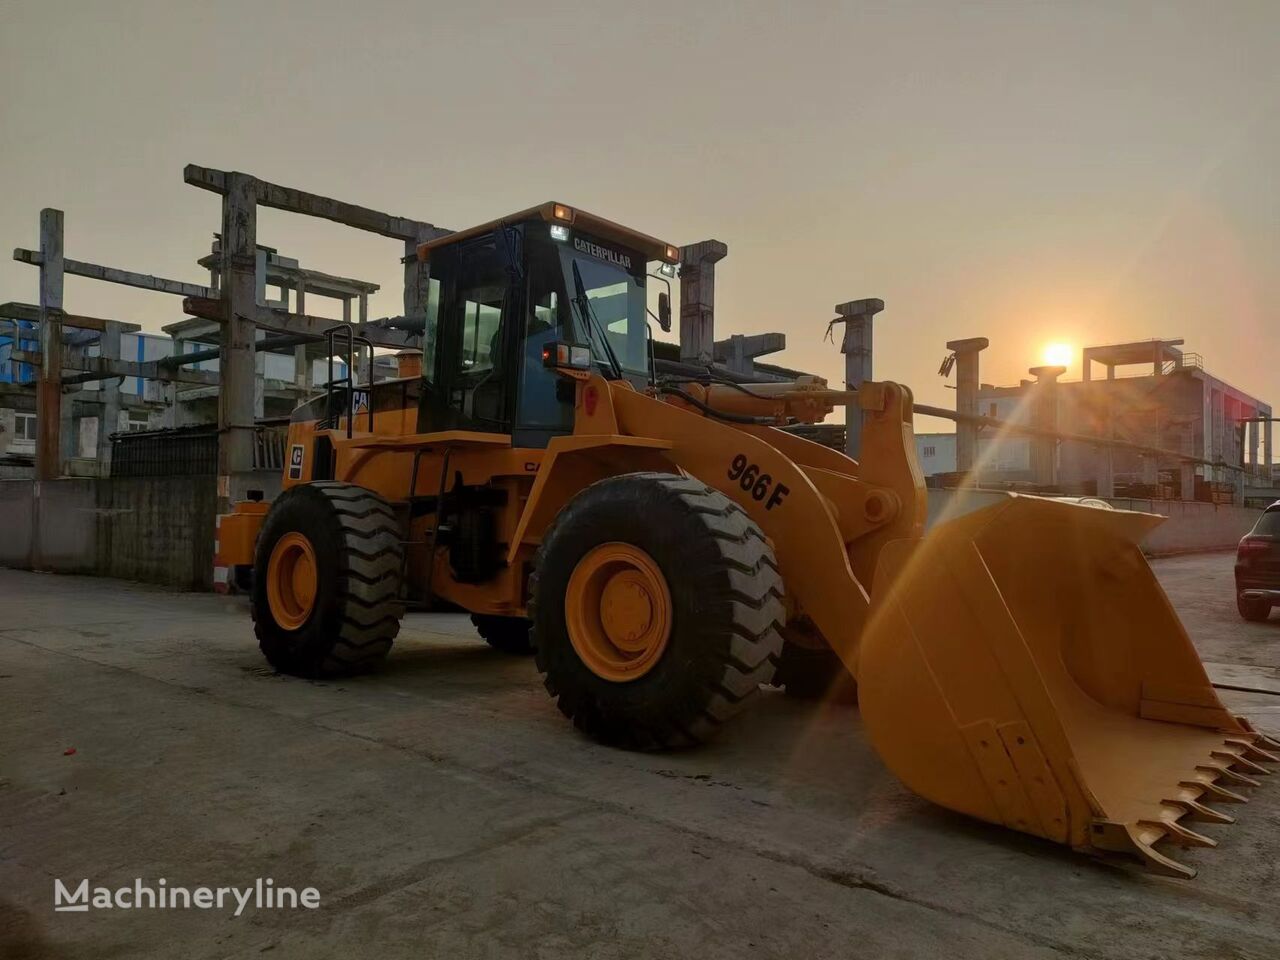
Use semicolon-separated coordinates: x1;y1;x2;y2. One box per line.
217;201;1277;878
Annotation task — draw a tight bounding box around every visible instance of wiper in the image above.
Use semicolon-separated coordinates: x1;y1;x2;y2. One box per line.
571;260;625;381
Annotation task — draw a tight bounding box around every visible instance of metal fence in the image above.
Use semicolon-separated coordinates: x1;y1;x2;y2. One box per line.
110;425;287;477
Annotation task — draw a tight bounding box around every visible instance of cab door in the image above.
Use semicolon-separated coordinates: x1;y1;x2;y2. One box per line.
420;232;520;435
512;231;577;448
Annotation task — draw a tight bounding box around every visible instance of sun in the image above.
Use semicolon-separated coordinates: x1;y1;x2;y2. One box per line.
1042;342;1073;368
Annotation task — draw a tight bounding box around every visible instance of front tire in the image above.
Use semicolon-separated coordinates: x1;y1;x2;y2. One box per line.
252;482;404;677
532;472;785;750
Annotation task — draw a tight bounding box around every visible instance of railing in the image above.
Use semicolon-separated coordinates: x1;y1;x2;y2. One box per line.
323;323;375;438
1163;352;1203;374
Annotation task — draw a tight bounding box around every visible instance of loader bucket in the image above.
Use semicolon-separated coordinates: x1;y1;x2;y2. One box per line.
858;494;1279;878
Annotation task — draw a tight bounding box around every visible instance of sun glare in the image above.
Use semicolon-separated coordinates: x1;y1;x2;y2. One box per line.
1042;342;1073;368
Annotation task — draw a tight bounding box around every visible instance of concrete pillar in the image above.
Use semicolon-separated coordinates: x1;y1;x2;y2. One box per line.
1028;365;1065;488
1180;460;1196;501
1249;413;1260;479
1266;415;1273;482
946;337;988;475
218;174;258;505
835;299;885;459
678;240;728;365
1097;444;1115;498
36;208;65;480
1212;388;1225;474
1095;381;1115;498
95;322;123;476
404;230;434;340
58;361;77;468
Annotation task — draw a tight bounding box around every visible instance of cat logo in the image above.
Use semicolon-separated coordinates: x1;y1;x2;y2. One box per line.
288;444;305;480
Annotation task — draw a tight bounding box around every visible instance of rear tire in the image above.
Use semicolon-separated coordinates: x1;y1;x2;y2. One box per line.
532;472;785;750
1239;595;1271;622
252;482;404;677
472;614;534;654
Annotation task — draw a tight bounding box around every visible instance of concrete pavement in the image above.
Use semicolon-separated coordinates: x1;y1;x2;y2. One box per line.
2;553;1279;959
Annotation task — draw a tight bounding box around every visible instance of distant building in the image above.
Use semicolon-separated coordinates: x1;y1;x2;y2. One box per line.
915;432;957;475
926;339;1271;502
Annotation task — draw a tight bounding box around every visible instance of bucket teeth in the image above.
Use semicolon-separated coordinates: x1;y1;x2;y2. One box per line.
1231;717;1280;753
1200;763;1260;788
1142;819;1217;849
1256;733;1280;752
1165;797;1234;825
1212;750;1270;776
1225;738;1280;764
1182;779;1248;804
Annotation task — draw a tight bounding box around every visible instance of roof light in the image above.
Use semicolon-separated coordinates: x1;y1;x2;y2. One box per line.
549;223;570;242
663;244;680;262
553;203;574;222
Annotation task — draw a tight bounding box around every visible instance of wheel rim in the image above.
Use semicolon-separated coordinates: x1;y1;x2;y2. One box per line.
267;532;318;630
565;542;672;682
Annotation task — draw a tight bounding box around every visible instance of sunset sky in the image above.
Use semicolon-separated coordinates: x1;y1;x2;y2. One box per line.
1;1;1276;421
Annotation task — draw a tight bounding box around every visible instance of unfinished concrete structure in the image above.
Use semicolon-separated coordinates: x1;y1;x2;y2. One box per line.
6;165;444;495
917;339;1271;504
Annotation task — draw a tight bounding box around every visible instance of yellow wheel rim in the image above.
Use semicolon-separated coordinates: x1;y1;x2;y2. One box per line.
565;542;672;682
267;532;318;630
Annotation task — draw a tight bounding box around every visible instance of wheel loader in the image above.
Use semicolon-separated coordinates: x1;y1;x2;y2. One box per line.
216;201;1277;878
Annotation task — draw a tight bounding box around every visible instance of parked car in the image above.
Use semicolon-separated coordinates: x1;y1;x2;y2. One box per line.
1236;501;1280;621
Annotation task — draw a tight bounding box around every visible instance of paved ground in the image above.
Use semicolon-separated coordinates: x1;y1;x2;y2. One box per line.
3;552;1280;959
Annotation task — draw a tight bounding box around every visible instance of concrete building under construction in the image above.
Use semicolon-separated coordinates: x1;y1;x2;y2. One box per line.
917;338;1272;502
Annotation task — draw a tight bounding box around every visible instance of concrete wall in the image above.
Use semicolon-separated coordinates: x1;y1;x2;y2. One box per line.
0;476;217;589
927;488;1260;556
1106;497;1261;556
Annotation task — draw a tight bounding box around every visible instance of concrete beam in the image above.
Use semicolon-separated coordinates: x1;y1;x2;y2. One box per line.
0;302;137;333
181;296;414;349
12;350;220;386
197;251;380;300
13;250;213;300
184;164;449;242
713;332;786;376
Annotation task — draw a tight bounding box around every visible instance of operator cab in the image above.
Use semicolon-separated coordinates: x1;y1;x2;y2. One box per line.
415;203;679;447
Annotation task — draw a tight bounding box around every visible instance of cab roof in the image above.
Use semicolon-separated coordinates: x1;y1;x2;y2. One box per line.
416;202;680;264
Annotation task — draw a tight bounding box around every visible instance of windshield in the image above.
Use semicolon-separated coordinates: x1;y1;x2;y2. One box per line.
1253;510;1280;537
558;239;648;379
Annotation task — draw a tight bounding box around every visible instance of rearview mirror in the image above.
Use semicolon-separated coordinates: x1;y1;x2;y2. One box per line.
657;292;672;333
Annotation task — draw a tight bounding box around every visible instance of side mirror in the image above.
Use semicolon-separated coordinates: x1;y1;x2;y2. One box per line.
657;292;672;333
